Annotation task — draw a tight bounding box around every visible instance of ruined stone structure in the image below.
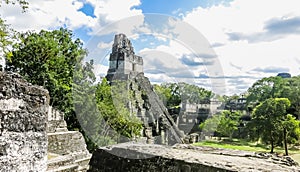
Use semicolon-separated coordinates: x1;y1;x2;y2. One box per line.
47;106;91;171
89;143;300;172
178;99;223;134
106;34;143;81
0;72;48;172
0;71;91;171
224;97;247;111
106;34;185;145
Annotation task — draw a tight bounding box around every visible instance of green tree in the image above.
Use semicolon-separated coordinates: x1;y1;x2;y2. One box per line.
0;18;17;69
247;76;284;104
217;110;242;140
200;110;242;140
6;28;88;129
1;0;28;69
95;78;143;139
281;77;300;119
281;114;300;155
251;98;292;154
153;84;172;106
199;115;221;138
246;76;300;116
154;82;213;108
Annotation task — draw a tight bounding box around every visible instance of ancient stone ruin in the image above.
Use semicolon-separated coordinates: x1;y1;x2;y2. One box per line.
106;34;143;81
0;71;91;172
106;33;185;145
89;142;300;172
47;106;91;171
0;72;48;171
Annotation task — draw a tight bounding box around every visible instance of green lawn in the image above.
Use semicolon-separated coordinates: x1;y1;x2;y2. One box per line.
194;139;300;163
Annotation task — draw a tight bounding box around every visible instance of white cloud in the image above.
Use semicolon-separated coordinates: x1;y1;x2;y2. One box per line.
0;0;97;31
2;0;300;95
97;41;113;49
180;0;300;94
89;0;141;21
85;0;143;36
0;0;142;34
93;63;108;79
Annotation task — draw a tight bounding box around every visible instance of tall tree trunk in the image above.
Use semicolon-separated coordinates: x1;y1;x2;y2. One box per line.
229;132;233;140
270;133;274;153
283;128;288;156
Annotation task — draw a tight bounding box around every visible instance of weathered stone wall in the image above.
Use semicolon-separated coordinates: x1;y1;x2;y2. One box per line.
47;106;68;133
47;106;91;171
134;74;185;145
89;143;300;172
89;148;228;172
0;72;49;172
48;131;89;156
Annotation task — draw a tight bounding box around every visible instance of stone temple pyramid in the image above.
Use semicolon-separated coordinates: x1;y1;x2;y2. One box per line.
105;34;185;145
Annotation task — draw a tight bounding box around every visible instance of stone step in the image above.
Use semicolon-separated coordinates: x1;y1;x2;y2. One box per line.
47;164;78;172
71;152;91;160
55;128;68;132
75;157;91;172
75;157;91;167
77;165;90;172
47;155;74;170
47;131;77;136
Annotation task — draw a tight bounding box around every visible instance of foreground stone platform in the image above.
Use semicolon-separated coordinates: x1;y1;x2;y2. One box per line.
89;142;300;172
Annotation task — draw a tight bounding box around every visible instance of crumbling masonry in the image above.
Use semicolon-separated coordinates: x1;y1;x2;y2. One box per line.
106;34;185;145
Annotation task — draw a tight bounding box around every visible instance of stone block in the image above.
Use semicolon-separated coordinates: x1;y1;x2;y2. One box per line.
88;142;300;172
0;72;48;172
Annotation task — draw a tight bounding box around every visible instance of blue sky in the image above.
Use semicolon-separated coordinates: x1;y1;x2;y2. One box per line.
133;0;232;15
1;0;300;95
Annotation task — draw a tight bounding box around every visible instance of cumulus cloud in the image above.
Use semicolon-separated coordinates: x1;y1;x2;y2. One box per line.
0;0;97;31
180;54;215;66
182;0;300;94
97;41;113;49
0;0;143;35
251;66;290;74
92;63;109;81
227;16;300;43
138;50;194;80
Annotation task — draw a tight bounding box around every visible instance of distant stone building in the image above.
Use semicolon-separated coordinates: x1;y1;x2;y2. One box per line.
106;34;143;82
177;99;223;134
277;72;291;78
224;97;247;111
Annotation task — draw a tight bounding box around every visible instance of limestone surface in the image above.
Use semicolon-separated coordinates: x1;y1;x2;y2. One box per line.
47;107;91;172
0;71;49;172
89;142;300;172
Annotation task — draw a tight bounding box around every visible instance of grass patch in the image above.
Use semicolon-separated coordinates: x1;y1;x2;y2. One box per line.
194;140;267;152
291;154;300;164
194;139;300;164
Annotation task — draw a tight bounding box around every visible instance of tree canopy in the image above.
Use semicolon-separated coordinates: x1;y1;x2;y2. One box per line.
247;76;300;119
95;78;143;139
154;82;213;108
250;98;299;155
6;28;87;114
4;28;99;136
200;110;242;139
